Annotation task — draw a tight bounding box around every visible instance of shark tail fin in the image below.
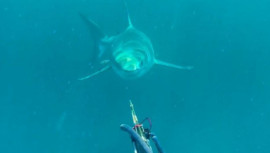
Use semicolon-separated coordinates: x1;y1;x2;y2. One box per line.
78;65;111;81
123;0;133;28
155;59;193;70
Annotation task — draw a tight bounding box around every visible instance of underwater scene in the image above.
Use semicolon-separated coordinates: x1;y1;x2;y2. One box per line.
1;0;270;153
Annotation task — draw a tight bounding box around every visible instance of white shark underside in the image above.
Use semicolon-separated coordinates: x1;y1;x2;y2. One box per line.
79;7;192;80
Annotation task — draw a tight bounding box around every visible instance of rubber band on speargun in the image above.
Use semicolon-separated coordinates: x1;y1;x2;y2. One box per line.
138;117;152;130
150;133;165;153
120;124;165;153
133;117;152;131
120;124;153;153
133;117;152;140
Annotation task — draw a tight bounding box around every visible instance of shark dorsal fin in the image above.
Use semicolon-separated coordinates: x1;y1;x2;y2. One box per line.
123;0;133;28
127;11;133;28
79;13;105;39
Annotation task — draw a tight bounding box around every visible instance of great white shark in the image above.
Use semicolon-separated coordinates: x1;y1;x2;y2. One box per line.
79;4;192;80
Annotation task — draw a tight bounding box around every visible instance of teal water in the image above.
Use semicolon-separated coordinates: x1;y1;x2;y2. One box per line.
1;0;270;153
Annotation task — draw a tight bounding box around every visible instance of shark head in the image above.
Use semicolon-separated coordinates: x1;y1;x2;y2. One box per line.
111;28;155;79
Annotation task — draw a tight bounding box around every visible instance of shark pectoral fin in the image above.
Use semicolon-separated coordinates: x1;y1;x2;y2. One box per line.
78;65;111;81
79;13;105;39
155;59;193;70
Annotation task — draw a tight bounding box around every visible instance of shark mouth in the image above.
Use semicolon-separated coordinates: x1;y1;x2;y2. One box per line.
114;50;145;72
